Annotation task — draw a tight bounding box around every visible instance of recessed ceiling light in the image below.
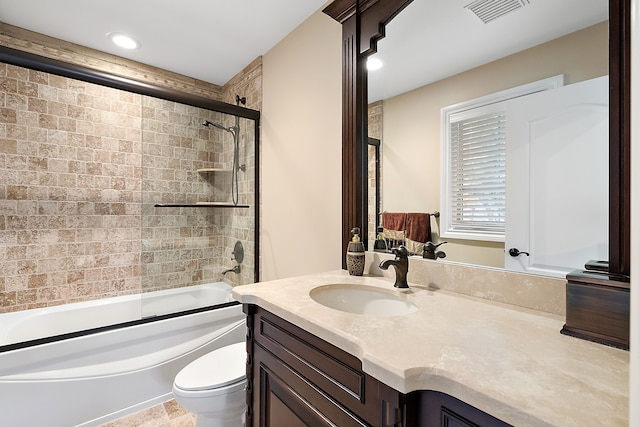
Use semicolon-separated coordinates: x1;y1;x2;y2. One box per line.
107;32;140;50
367;57;383;71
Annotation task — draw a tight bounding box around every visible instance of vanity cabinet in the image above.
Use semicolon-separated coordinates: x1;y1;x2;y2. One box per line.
243;305;511;427
244;304;403;426
405;391;512;427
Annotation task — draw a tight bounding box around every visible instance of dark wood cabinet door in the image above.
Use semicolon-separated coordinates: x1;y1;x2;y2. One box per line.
261;370;308;427
245;305;404;427
407;391;512;427
440;407;481;427
255;343;369;427
245;304;511;427
258;354;326;427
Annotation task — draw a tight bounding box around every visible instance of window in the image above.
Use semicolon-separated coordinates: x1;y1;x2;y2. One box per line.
440;75;564;242
448;109;506;239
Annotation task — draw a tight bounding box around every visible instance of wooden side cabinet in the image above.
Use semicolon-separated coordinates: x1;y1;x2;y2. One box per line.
243;304;511;427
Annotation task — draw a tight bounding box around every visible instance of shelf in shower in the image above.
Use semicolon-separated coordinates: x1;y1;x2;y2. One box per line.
196;168;233;173
154;202;250;208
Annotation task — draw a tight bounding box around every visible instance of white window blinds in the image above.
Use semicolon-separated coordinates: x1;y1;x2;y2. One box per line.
440;75;563;242
449;111;506;237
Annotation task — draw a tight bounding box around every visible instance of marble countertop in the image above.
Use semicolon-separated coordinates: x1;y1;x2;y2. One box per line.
232;270;629;427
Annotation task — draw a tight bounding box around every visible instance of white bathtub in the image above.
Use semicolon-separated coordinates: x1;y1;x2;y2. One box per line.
0;283;246;427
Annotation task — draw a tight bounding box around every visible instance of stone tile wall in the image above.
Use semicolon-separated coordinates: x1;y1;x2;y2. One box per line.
0;25;262;312
0;63;143;311
140;97;257;290
218;57;262;286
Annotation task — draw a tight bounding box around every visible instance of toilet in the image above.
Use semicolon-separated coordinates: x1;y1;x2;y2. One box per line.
172;342;247;427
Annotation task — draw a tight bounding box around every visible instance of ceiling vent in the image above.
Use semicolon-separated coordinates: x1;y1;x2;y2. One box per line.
465;0;530;24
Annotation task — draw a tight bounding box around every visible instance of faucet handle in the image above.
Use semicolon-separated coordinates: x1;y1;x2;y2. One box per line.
392;245;409;258
423;241;447;259
425;241;447;249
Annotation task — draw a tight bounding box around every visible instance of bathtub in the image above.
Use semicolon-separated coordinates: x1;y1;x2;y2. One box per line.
0;283;246;427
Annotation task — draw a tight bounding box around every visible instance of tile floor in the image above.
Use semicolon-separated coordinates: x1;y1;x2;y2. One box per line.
98;400;195;427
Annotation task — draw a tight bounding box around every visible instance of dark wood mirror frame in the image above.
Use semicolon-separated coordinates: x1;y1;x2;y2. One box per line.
324;0;631;349
324;0;631;278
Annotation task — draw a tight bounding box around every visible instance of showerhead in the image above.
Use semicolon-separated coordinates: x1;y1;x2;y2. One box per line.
202;120;228;131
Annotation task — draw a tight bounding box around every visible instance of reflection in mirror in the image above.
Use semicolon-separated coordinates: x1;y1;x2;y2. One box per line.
366;0;609;273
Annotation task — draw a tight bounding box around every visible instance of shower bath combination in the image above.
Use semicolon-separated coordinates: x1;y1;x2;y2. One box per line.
202;95;247;206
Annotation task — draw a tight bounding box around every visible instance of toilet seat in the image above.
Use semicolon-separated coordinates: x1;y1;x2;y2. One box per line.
174;342;246;392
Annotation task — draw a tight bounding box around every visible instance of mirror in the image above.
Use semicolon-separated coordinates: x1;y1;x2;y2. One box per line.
365;0;609;272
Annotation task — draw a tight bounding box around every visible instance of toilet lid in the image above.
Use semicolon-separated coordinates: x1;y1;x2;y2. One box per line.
175;342;246;391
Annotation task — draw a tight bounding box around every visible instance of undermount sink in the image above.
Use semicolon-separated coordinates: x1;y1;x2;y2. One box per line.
309;284;418;316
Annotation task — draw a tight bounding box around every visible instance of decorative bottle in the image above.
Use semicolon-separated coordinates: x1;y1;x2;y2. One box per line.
373;226;388;252
346;227;365;276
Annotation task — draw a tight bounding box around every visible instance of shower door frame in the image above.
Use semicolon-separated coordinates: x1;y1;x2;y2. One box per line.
0;45;261;351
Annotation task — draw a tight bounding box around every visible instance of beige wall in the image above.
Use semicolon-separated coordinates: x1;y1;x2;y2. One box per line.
380;21;609;268
261;10;342;280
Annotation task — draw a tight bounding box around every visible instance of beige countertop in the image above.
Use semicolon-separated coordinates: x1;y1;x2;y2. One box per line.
232;270;629;427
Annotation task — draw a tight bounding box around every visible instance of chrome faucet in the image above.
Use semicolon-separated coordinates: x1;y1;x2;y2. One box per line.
379;245;410;288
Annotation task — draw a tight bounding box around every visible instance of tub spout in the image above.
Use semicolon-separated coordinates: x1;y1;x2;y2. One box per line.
379;245;410;288
223;265;241;276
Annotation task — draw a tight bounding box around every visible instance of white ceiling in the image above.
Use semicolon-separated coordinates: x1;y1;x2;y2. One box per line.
0;0;608;102
368;0;609;101
0;0;327;86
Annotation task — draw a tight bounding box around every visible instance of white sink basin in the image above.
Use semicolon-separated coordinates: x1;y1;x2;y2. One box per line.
309;284;418;316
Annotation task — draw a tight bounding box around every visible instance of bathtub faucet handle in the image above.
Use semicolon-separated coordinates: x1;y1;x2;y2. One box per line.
231;241;244;263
